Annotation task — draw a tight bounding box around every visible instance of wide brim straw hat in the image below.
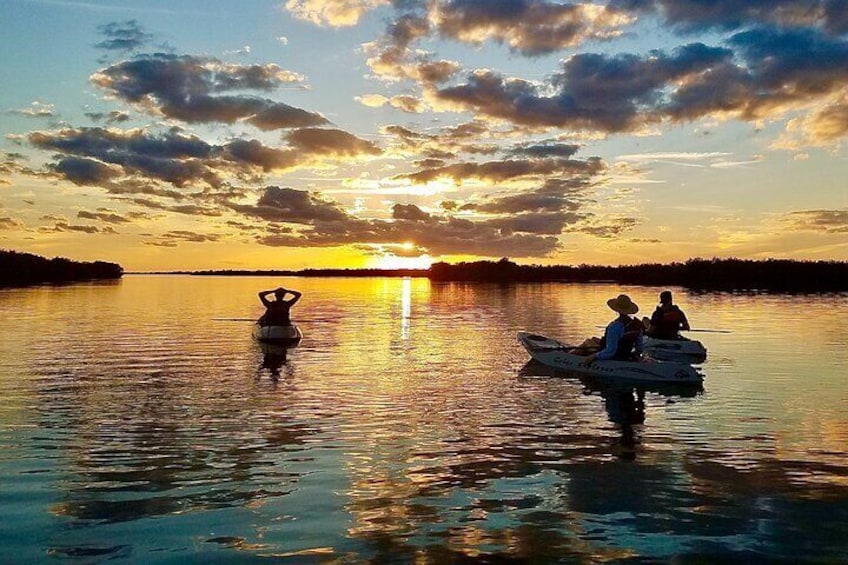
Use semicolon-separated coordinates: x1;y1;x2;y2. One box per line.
607;294;639;315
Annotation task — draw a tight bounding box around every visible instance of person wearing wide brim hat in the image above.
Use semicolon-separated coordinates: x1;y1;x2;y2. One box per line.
583;294;645;364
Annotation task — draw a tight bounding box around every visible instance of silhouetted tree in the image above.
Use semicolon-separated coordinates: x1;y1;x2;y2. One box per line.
0;249;123;287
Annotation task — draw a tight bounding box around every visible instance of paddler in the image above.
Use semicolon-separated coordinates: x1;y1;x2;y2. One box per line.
583;294;644;365
258;287;302;326
646;290;690;339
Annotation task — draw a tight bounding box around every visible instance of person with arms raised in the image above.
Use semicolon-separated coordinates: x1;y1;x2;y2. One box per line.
258;287;302;326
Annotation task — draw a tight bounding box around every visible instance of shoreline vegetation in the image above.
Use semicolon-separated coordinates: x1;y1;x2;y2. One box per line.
4;250;846;292
1;250;123;287
168;257;848;293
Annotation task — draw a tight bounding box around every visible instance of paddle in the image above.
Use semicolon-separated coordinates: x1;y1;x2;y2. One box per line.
212;317;257;322
594;325;730;334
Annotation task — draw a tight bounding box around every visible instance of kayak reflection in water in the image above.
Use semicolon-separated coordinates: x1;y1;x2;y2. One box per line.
258;287;302;326
259;343;289;378
578;294;645;364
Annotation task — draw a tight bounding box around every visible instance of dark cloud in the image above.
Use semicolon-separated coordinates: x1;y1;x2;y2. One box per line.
39;221;116;234
142;230;221;247
258;215;560;257
95;20;152;51
91;54;326;129
392;203;432;221
285;128;382;156
393;156;605;184
33;126;381;190
51;156;121;186
563;216;639;238
223;139;298;172
431;30;848;134
32;128;220;187
228;186;560;257
229;186;349;224
85;110;131;124
77;208;133;224
508;143;581;159
128;197;224;217
469;178;594;214
612;0;848;35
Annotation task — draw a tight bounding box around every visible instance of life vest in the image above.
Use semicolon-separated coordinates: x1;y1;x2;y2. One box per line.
652;305;684;339
599;317;644;361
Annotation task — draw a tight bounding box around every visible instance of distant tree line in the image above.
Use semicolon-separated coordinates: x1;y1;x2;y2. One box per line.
0;249;123;287
190;268;427;278
429;257;848;292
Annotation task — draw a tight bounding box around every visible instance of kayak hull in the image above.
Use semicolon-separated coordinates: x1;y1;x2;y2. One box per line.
517;331;703;384
253;323;302;345
644;336;707;360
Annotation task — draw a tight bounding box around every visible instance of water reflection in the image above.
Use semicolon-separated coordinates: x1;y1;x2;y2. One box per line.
2;277;848;562
258;341;295;379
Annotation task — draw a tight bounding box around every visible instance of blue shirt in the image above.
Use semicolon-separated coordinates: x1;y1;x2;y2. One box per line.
596;317;644;360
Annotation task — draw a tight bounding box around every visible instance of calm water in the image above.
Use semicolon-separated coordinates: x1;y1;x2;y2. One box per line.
1;276;847;563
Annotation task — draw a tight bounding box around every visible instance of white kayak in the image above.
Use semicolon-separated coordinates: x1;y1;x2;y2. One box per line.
252;322;302;345
644;336;707;360
517;331;703;384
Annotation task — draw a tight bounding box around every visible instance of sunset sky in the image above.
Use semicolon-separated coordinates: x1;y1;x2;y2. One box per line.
1;0;847;270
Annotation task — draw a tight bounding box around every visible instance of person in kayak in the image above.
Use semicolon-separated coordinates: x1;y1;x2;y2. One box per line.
646;290;690;339
583;294;644;364
258;287;301;326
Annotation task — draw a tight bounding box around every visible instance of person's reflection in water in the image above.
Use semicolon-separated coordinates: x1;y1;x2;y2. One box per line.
258;343;291;379
597;386;645;460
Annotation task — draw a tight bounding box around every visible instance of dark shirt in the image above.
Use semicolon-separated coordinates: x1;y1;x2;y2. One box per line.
650;305;687;339
261;301;292;325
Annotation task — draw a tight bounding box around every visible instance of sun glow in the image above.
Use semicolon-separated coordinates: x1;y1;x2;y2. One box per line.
372;253;433;270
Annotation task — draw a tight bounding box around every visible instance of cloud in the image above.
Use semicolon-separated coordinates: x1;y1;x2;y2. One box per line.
0;216;25;230
393;155;605;184
357;93;425;112
382;122;499;158
229;185;349;223
775;95;848;148
508;143;581;159
257;214;561;257
614;0;848;35
431;43;734;132
285;0;390;27
32;128;222;187
128;197;223;217
85;110;131;124
0;152;34;181
94;20;152;51
781;209;848;233
77;208;134;224
562;215;639;238
468;177;594;214
9;101;55;118
91;53;325;129
431;0;635;55
32;126;382;190
39;220;117;234
428;28;848;137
